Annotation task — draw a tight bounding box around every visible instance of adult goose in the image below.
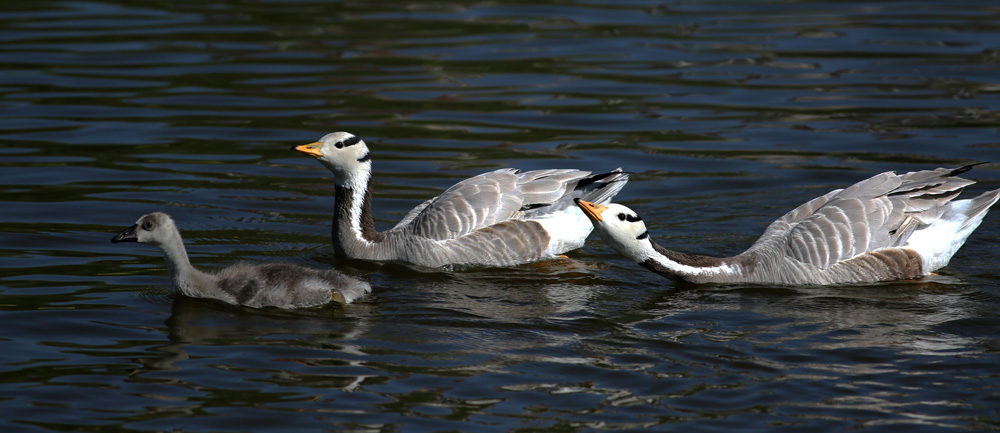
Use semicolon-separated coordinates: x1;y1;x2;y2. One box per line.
293;132;629;268
111;212;371;308
576;164;1000;285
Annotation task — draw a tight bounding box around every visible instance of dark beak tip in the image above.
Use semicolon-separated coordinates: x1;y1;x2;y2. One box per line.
111;225;139;243
111;234;136;244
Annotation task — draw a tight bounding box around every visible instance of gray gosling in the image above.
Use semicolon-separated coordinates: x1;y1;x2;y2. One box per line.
111;212;370;308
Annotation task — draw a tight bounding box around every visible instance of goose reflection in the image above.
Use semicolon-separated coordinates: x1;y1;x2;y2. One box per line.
625;277;984;357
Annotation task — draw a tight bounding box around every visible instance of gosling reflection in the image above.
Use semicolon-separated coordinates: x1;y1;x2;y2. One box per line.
129;295;376;392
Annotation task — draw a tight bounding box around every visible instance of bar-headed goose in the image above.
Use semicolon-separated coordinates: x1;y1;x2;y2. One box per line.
577;164;1000;285
293;132;629;268
111;212;370;308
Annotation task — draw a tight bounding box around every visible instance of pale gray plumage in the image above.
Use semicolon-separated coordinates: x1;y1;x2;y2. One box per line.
111;212;370;308
578;164;1000;285
406;168;602;239
294;132;629;268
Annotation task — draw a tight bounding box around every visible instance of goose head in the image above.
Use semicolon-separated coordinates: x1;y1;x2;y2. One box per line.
111;212;178;247
294;131;372;188
575;199;655;261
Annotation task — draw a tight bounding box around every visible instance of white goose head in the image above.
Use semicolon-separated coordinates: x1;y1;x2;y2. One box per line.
111;212;180;247
294;132;372;188
576;199;656;262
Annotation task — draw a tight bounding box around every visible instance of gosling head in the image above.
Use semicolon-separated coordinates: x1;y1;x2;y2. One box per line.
293;131;372;188
111;212;178;247
575;199;655;261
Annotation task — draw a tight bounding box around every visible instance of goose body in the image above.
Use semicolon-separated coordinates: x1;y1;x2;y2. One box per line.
111;212;370;308
577;165;1000;285
294;132;629;268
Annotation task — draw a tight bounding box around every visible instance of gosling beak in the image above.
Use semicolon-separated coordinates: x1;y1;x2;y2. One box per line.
292;142;324;158
575;199;607;223
111;224;138;243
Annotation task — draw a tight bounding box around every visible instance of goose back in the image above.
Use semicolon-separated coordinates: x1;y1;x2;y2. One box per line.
401;168;596;240
748;167;988;274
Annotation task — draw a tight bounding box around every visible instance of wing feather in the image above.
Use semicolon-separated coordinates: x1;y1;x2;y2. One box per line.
751;167;979;270
400;168;595;241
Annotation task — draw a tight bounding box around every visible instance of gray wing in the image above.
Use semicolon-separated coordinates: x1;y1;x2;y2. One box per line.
391;196;435;230
411;220;555;267
399;168;593;241
752;167;976;270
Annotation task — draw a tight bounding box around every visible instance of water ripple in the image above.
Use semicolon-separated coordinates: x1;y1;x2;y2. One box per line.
1;0;999;431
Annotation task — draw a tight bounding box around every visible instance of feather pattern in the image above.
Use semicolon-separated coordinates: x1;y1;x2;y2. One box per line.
407;168;601;240
579;164;999;285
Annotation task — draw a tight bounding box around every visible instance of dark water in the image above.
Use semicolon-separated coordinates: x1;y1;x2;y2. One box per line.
2;0;1000;431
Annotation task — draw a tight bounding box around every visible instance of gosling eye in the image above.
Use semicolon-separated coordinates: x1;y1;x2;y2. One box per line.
142;221;154;230
617;213;627;221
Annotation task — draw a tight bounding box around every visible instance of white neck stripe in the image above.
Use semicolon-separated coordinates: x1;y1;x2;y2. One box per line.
648;253;738;277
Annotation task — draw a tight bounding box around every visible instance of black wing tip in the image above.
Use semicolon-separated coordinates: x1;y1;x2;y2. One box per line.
603;168;636;178
949;161;990;177
519;203;548;212
576;168;633;189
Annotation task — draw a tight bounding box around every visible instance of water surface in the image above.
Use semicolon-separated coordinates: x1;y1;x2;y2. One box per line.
2;0;1000;431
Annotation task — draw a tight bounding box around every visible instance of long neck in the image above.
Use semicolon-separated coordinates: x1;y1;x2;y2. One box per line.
158;230;217;298
332;177;390;260
640;239;747;283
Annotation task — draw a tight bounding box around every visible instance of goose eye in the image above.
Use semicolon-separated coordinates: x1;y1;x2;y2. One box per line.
142;221;154;230
617;213;627;221
335;141;344;149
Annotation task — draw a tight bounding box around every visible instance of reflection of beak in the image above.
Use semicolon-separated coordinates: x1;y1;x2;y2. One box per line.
575;199;607;223
111;224;138;243
292;142;324;158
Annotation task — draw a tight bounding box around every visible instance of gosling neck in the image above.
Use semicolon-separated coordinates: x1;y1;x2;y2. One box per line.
156;229;217;298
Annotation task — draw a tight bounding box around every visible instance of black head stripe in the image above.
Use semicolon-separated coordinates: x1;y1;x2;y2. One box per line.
636;230;649;240
342;136;362;147
625;214;642;223
357;151;371;163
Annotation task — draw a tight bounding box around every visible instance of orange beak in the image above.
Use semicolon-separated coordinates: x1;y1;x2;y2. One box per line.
293;142;324;158
576;199;607;223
